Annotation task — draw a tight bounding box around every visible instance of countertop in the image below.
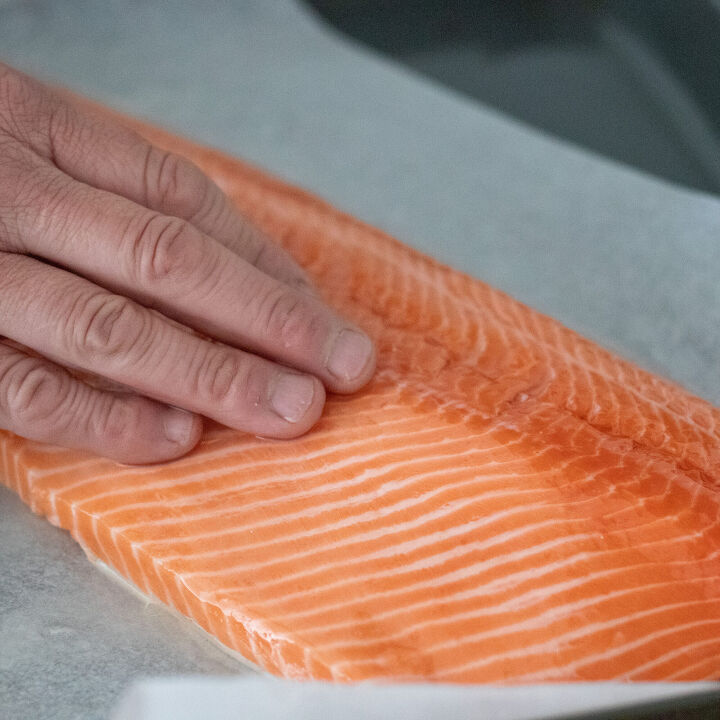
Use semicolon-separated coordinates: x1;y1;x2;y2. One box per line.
1;1;720;718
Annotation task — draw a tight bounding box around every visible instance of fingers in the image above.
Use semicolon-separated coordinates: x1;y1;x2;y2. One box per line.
0;253;326;438
0;64;313;291
1;155;375;393
0;342;202;464
0;62;376;460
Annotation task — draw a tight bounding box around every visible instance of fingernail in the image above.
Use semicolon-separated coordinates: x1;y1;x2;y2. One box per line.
163;408;194;444
327;329;373;382
271;373;316;423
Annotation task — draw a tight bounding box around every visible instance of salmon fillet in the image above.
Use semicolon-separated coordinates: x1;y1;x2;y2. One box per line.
2;113;719;684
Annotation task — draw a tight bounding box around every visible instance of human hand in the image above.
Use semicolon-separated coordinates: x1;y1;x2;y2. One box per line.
0;63;375;463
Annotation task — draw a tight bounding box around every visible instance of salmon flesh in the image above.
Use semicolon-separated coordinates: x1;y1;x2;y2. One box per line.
2;116;719;683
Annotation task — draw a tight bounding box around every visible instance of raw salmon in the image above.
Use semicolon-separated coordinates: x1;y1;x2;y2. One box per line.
2;113;719;684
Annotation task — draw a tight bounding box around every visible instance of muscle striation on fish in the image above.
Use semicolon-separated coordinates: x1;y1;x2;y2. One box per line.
1;112;719;683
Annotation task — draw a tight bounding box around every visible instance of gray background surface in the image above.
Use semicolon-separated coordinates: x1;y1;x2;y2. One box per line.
1;1;719;718
110;678;720;720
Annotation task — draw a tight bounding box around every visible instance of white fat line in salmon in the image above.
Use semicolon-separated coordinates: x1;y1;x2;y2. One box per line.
145;450;658;583
304;540;719;655
155;478;588;593
25;454;99;481
201;460;654;596
660;639;720;680
134;443;536;563
106;457;525;584
58;419;428;523
243;478;708;624
64;466;656;668
76;413;469;521
308;561;710;676
59;428;700;600
343;586;720;681
238;512;656;619
44;394;413;509
225;461;682;595
465;609;720;685
35;425;251;485
52;410;513;567
114;435;517;542
44;434;277;510
111;437;506;537
432;586;720;672
37;376;404;490
267;515;707;638
157;472;564;585
624;635;720;680
181;474;565;580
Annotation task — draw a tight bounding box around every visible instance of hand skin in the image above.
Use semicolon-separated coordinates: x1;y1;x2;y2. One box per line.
0;63;376;464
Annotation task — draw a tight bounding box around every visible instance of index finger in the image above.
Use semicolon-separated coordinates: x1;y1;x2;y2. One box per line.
0;253;326;439
2;152;376;394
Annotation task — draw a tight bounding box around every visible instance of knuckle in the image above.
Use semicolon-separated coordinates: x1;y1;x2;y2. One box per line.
0;65;28;110
153;149;184;205
0;150;49;251
46;100;84;158
194;349;245;406
27;171;76;238
245;232;270;267
0;253;32;300
0;167;78;255
94;396;136;444
1;359;69;430
0;66;48;144
261;288;327;353
71;294;148;360
147;148;212;219
236;360;268;409
131;214;202;288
